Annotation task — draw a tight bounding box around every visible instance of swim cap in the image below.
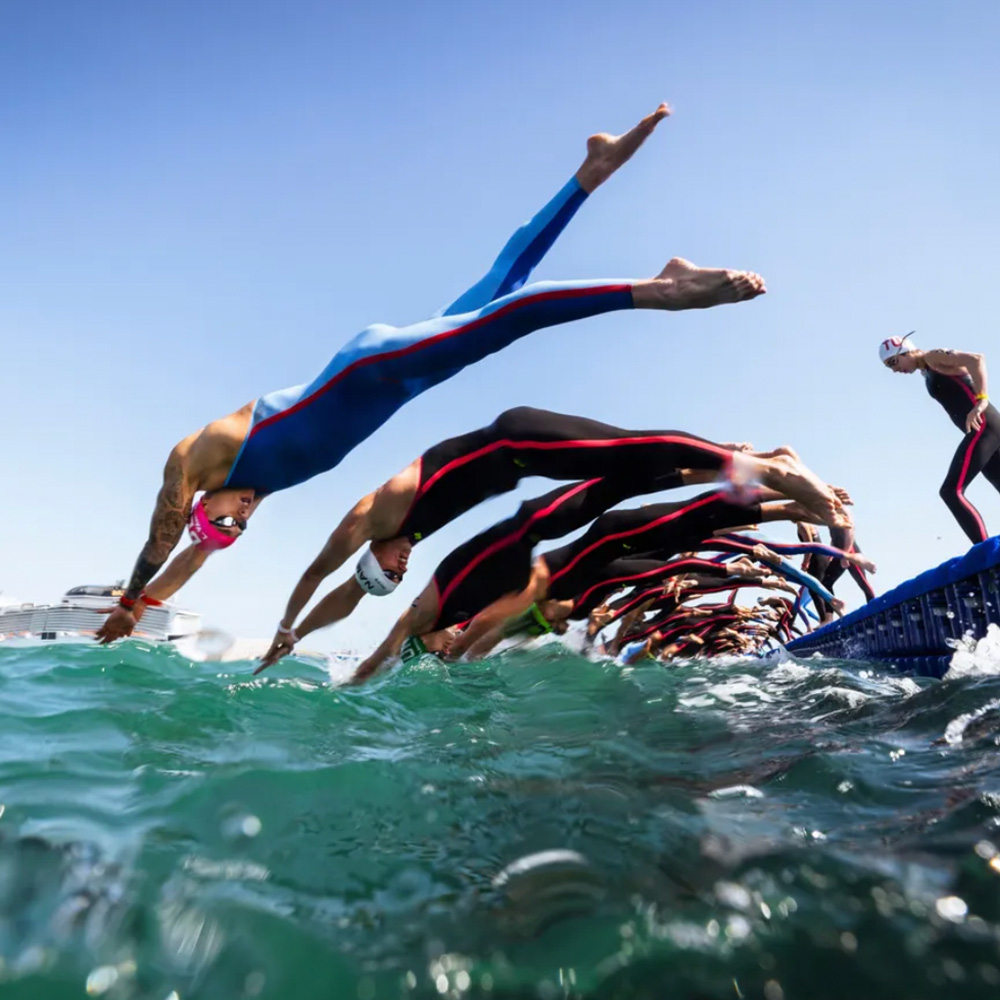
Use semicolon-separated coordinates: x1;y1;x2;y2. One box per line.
354;547;400;597
187;499;239;552
878;332;917;363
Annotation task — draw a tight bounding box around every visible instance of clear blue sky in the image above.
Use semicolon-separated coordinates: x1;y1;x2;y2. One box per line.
2;1;999;652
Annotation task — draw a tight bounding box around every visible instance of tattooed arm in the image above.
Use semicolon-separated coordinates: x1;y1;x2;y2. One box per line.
95;448;195;644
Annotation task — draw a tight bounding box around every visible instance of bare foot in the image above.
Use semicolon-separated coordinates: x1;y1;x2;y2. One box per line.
760;454;853;530
575;103;671;193
633;258;767;311
750;444;800;461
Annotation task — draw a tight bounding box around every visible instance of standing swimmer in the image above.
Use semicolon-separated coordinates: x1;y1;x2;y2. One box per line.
880;334;998;543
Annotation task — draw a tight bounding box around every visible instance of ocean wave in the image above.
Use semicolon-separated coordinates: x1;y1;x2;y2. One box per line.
1;643;999;998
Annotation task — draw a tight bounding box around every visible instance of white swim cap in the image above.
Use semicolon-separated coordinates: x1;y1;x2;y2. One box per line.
354;547;400;597
878;332;917;363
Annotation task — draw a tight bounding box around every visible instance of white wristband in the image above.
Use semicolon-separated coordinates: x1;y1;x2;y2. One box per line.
276;623;299;643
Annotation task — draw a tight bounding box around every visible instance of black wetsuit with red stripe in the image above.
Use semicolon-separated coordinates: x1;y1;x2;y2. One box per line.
396;407;734;543
606;579;747;633
542;490;763;604
429;473;681;630
567;556;737;621
626;607;741;645
817;525;875;606
924;367;1000;544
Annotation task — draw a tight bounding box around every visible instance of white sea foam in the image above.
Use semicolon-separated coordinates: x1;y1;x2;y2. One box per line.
945;623;1000;679
812;686;869;709
941;698;1000;745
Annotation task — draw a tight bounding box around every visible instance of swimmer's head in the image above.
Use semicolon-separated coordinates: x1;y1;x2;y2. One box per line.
355;538;411;596
879;332;919;372
187;489;254;552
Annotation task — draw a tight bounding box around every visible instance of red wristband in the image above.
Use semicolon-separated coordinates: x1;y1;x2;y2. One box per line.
139;592;164;607
118;596;136;610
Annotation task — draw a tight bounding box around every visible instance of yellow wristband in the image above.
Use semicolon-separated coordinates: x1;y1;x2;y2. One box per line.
975;392;988;401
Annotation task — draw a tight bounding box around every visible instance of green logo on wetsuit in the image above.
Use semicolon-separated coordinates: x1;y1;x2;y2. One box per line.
400;635;429;665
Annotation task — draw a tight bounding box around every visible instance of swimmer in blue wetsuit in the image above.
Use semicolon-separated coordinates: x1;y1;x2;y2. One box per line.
97;102;770;644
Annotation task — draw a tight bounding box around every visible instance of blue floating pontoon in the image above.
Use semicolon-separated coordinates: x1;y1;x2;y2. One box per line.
785;537;1000;678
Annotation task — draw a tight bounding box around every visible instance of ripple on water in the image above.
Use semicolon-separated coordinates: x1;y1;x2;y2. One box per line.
1;643;1000;998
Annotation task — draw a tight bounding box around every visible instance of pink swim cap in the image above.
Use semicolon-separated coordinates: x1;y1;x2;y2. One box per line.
187;499;239;552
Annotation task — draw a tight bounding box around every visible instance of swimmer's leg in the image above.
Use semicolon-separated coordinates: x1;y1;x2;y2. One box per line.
439;104;671;316
939;423;1000;544
360;279;636;388
979;437;1000;497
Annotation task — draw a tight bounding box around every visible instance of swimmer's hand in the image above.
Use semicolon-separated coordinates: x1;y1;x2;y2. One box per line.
684;606;715;619
966;399;988;434
94;605;137;644
758;595;788;609
255;632;297;674
664;574;696;599
587;607;615;632
729;557;759;579
720;441;754;453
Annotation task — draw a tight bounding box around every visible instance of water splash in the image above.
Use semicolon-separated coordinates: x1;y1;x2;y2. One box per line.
945;623;1000;679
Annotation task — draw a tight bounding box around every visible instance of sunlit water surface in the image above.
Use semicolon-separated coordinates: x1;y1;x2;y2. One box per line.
1;641;1000;999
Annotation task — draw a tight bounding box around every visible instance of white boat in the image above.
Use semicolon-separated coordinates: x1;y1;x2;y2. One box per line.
0;584;201;643
0;584;345;666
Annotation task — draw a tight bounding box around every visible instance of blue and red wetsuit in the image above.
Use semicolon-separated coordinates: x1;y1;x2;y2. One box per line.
223;177;635;494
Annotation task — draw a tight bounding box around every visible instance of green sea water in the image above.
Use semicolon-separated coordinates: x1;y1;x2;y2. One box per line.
1;641;1000;1000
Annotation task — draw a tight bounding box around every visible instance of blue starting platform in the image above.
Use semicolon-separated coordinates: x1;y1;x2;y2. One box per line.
785;536;1000;678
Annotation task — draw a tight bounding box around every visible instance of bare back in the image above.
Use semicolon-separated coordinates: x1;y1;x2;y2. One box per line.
186;402;255;492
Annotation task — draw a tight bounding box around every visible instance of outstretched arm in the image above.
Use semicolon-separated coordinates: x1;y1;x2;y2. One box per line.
447;585;538;661
348;586;442;685
275;495;376;631
96;449;195;644
139;545;212;606
461;624;508;662
257;577;367;672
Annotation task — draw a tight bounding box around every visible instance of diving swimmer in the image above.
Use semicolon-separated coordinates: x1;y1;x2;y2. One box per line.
332;468;855;682
95;103;768;643
260;409;849;666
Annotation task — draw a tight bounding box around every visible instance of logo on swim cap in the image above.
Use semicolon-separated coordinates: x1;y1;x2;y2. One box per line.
878;332;917;363
354;547;400;597
187;499;239;552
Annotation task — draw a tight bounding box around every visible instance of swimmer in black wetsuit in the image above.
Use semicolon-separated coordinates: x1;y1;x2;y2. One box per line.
345;483;847;682
280;479;723;673
260;408;852;668
880;333;1000;544
816;525;875;618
